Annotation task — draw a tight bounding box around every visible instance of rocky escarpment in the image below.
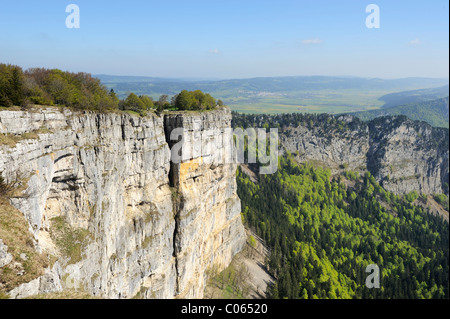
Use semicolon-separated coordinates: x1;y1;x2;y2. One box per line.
282;115;449;195
0;107;245;299
164;111;245;298
285;115;449;195
233;113;449;195
366;116;449;195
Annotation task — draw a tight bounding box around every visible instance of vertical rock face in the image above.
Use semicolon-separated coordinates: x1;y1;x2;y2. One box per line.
0;107;245;299
279;115;449;195
280;118;370;173
367;116;449;195
164;108;246;298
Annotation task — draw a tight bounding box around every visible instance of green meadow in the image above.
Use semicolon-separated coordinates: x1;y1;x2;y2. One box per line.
223;90;389;114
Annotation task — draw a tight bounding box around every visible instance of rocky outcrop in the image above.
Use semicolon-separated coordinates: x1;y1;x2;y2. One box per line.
164;109;246;298
0;107;245;299
280;117;369;173
276;114;448;195
367;116;449;195
0;239;12;268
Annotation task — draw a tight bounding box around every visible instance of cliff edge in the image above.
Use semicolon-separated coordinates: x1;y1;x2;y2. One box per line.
0;107;246;299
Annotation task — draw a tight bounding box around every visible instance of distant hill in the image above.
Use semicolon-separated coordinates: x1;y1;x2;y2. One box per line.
95;75;449;114
96;75;449;95
95;74;185;84
379;85;449;108
94;74;220;84
352;97;449;128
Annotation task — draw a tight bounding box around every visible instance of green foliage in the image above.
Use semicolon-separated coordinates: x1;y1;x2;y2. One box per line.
174;90;195;110
238;156;449;299
109;89;119;104
139;95;154;109
175;90;217;110
0;64;221;115
434;194;449;212
378;85;449;108
353;97;449;128
0;64;26;107
405;191;419;203
0;64;119;111
29;68;118;110
249;235;257;248
121;93;146;113
153;94;170;111
207;263;250;299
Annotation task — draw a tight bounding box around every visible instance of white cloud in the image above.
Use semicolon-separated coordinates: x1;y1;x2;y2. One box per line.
209;49;220;54
409;38;421;45
301;38;323;45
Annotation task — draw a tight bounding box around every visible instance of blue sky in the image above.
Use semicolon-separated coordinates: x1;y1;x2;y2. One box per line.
0;0;448;79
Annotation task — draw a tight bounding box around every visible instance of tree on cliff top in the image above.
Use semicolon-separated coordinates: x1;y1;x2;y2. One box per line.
175;90;217;110
0;64;118;111
0;63;221;114
0;64;26;107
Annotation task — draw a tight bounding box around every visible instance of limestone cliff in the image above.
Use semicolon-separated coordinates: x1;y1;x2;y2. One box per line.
233;113;449;195
164;110;245;298
281;115;449;195
0;107;245;299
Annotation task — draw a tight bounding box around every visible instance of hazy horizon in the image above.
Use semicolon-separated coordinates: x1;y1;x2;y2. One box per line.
93;73;450;81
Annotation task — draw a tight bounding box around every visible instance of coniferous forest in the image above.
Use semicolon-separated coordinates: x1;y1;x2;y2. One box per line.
237;154;449;299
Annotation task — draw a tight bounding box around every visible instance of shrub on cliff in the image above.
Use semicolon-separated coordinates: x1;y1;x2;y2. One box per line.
27;68;118;111
0;64;26;107
175;90;217;111
119;93;156;116
0;64;119;111
120;93;146;112
1;63;221;114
